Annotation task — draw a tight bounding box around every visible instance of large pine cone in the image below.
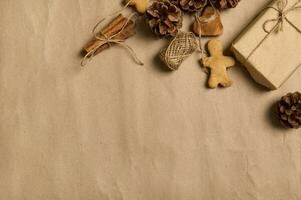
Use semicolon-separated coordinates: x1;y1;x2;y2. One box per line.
179;0;207;12
146;1;183;37
213;0;240;9
278;92;301;129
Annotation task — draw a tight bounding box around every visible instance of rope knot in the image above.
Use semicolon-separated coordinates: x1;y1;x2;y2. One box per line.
263;0;301;33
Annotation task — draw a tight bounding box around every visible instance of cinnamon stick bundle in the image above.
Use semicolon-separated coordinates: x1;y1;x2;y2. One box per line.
82;14;136;57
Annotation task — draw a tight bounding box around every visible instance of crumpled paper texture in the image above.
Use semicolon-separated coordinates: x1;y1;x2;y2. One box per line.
232;0;301;89
0;0;301;200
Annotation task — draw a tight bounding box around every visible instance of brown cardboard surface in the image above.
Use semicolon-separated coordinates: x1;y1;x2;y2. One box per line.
0;0;301;200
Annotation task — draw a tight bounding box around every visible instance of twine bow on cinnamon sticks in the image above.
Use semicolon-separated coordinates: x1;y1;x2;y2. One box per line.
247;0;301;60
81;0;144;67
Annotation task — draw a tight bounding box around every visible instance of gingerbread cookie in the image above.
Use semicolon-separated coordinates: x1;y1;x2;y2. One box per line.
202;40;235;88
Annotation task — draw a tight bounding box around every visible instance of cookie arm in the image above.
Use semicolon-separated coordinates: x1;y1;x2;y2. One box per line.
202;57;213;68
223;57;235;68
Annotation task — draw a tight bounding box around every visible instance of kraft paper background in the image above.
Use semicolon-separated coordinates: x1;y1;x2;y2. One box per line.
0;0;300;200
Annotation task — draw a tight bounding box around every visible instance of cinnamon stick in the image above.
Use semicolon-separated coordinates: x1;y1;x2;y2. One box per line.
82;14;136;57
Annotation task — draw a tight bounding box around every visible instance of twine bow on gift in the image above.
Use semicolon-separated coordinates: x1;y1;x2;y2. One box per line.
81;0;144;67
263;0;301;33
247;0;301;59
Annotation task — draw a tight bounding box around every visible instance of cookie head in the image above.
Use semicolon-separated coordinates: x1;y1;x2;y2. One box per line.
208;39;223;56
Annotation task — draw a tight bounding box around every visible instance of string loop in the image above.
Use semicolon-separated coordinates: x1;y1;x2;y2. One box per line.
263;0;301;34
246;0;301;60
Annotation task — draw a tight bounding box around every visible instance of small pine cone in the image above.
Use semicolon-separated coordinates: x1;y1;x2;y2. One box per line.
214;0;240;9
179;0;207;12
146;0;183;37
278;92;301;129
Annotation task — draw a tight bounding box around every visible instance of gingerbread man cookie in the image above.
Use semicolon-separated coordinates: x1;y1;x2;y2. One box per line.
126;0;148;14
203;40;235;88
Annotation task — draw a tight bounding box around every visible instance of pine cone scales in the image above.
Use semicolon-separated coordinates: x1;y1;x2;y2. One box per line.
278;92;301;129
179;0;207;12
146;1;183;37
214;0;240;9
169;0;180;5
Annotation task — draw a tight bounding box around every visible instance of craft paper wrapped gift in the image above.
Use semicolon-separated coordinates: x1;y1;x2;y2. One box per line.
232;0;301;89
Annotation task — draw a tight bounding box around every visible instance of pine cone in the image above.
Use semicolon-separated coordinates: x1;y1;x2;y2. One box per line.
278;92;301;129
214;0;240;9
146;1;183;37
179;0;207;12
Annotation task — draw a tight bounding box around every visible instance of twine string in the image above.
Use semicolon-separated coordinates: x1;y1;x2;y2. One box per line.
81;0;144;66
195;0;218;74
246;0;301;60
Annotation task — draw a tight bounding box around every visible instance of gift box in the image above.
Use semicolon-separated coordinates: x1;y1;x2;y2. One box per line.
232;0;301;90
